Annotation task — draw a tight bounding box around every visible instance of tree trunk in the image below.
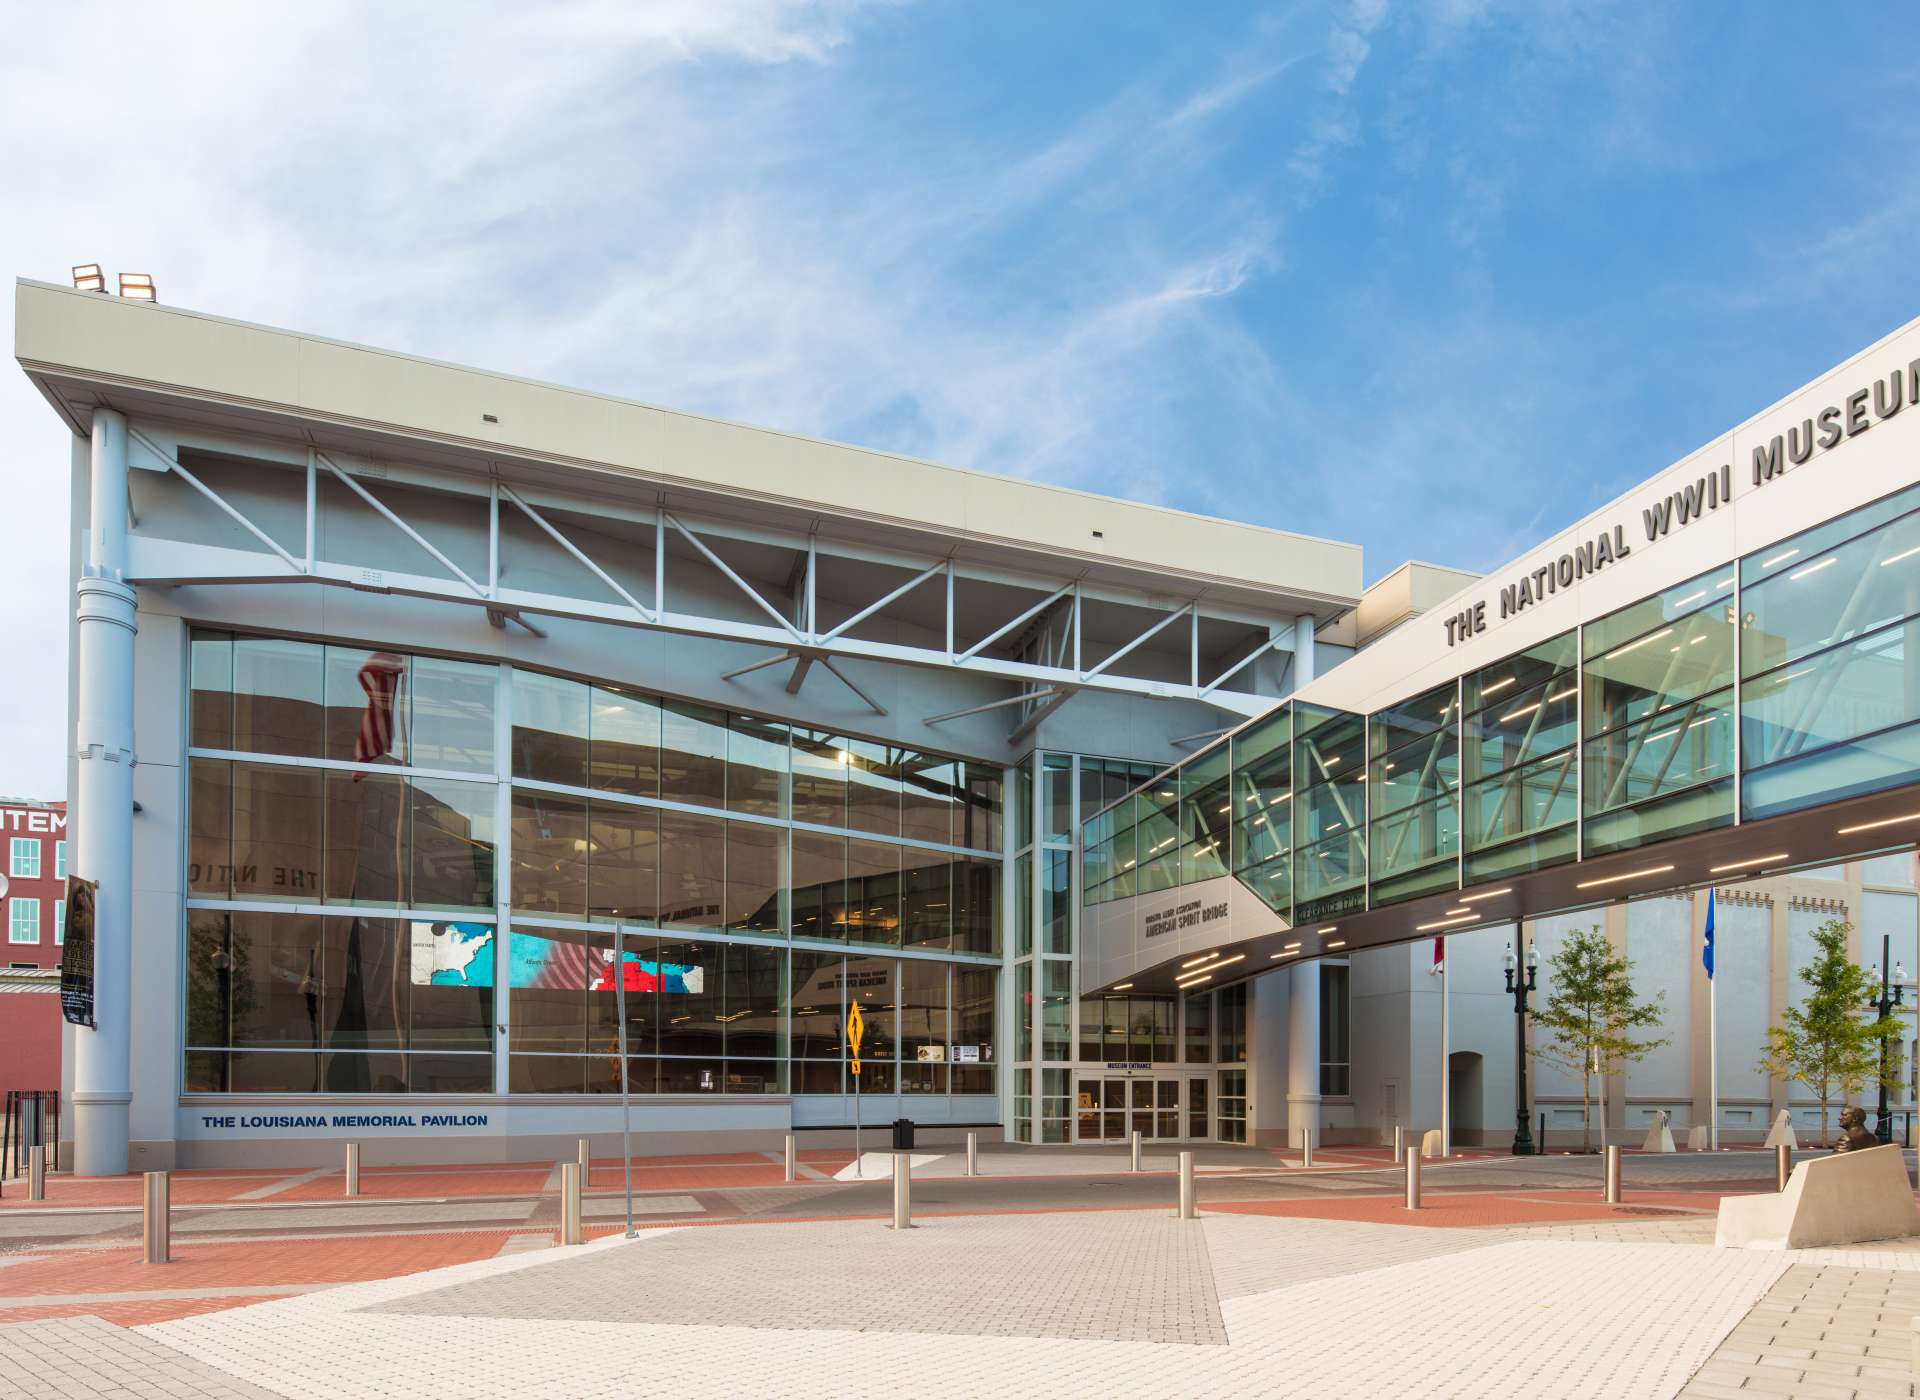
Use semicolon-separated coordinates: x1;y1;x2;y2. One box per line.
1581;1066;1592;1154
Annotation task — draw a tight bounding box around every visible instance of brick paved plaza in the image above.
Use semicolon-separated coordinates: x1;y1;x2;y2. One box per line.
0;1146;1918;1397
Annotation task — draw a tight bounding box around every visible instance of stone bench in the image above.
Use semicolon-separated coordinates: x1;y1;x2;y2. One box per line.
1716;1143;1920;1250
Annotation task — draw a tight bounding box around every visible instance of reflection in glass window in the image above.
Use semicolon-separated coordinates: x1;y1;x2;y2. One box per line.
510;790;587;915
588;801;658;923
1581;571;1736;854
790;950;844;1060
791;730;850;827
411;656;496;775
724;821;784;934
232;764;323;901
1367;679;1458;905
589;685;660;797
1740;486;1920;822
1458;632;1578;879
323;770;406;906
726;716;788;818
660;703;727;809
959;763;1003;852
847;839;901;946
183;911;494;1094
899;753;956;845
658;810;725;930
325;646;407;766
233;636;324;759
901;850;950;950
409;778;496;911
846;739;902;837
790;831;846;942
190;630;234;749
512;671;588;787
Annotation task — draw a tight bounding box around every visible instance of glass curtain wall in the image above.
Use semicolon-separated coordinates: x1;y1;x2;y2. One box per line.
1460;632;1579;881
1581;565;1737;853
1080;483;1920;920
184;631;1002;1098
1230;710;1292;913
1366;682;1459;906
1741;480;1920;818
1293;706;1367;923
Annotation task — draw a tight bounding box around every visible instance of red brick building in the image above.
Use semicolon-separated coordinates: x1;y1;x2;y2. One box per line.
1;798;67;1104
2;798;68;969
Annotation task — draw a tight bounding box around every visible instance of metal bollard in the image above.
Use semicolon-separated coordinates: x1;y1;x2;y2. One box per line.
784;1133;797;1183
1393;1125;1406;1164
143;1171;170;1265
344;1141;360;1198
965;1131;978;1177
1404;1149;1421;1209
890;1152;913;1229
1775;1143;1792;1192
1605;1144;1623;1204
1177;1150;1197;1220
1301;1126;1314;1169
29;1143;46;1201
561;1162;583;1245
578;1137;591;1187
1130;1129;1143;1173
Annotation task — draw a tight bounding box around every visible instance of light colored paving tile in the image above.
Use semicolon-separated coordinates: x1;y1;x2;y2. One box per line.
579;1194;701;1218
368;1210;1227;1345
1200;1213;1493;1300
173;1201;535;1233
1680;1262;1920;1399
0;1314;289;1399
137;1212;1792;1399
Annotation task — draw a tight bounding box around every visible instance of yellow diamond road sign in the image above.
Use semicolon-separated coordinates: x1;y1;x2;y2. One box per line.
848;1001;865;1077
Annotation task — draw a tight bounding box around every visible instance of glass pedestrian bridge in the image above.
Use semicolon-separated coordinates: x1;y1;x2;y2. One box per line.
1082;477;1920;994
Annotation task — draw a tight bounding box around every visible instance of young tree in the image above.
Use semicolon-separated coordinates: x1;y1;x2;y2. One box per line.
1531;926;1668;1152
1758;919;1903;1142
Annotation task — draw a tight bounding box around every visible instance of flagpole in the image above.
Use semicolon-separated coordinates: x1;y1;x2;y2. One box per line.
1440;942;1451;1159
1707;889;1719;1153
615;932;634;1238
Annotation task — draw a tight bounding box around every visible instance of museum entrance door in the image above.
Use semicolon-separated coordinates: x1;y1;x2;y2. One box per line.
1074;1075;1185;1142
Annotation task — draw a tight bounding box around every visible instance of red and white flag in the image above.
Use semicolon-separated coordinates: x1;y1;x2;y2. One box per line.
1429;935;1446;975
352;652;406;778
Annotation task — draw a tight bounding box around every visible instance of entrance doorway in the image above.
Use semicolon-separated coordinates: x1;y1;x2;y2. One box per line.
1074;1075;1189;1142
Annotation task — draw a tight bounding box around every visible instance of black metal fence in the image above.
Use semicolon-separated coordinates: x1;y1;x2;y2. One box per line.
3;1090;61;1177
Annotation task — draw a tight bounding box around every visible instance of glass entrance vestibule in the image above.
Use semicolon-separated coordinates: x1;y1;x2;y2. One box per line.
1073;1073;1214;1142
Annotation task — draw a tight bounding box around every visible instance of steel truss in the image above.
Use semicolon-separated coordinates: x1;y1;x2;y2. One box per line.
122;422;1294;734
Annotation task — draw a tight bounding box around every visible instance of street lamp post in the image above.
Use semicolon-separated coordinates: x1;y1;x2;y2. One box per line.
1869;933;1906;1146
1504;938;1540;1156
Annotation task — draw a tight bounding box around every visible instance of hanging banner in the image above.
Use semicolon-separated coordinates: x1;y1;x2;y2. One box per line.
60;876;98;1028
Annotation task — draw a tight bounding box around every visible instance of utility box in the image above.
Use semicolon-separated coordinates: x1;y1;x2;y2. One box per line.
891;1119;915;1151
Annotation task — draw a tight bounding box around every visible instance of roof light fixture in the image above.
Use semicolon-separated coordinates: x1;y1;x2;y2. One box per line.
117;272;156;302
72;263;106;293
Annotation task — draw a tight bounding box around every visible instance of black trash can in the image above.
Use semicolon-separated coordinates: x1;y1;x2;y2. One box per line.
891;1118;915;1151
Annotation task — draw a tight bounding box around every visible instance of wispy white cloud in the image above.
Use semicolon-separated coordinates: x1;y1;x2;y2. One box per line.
0;2;1334;794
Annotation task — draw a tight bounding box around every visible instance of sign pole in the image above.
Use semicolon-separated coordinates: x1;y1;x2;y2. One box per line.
848;1000;865;1179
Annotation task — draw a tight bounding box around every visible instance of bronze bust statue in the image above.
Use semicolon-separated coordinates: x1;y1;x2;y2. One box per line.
1832;1106;1877;1152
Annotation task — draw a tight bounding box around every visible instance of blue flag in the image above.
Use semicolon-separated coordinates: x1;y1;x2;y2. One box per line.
1702;888;1716;980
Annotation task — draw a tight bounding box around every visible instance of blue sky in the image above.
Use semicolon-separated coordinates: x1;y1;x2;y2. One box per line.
1;1;1918;794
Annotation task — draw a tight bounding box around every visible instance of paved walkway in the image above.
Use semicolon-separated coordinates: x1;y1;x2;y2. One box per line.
2;1147;1914;1397
129;1213;1795;1399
